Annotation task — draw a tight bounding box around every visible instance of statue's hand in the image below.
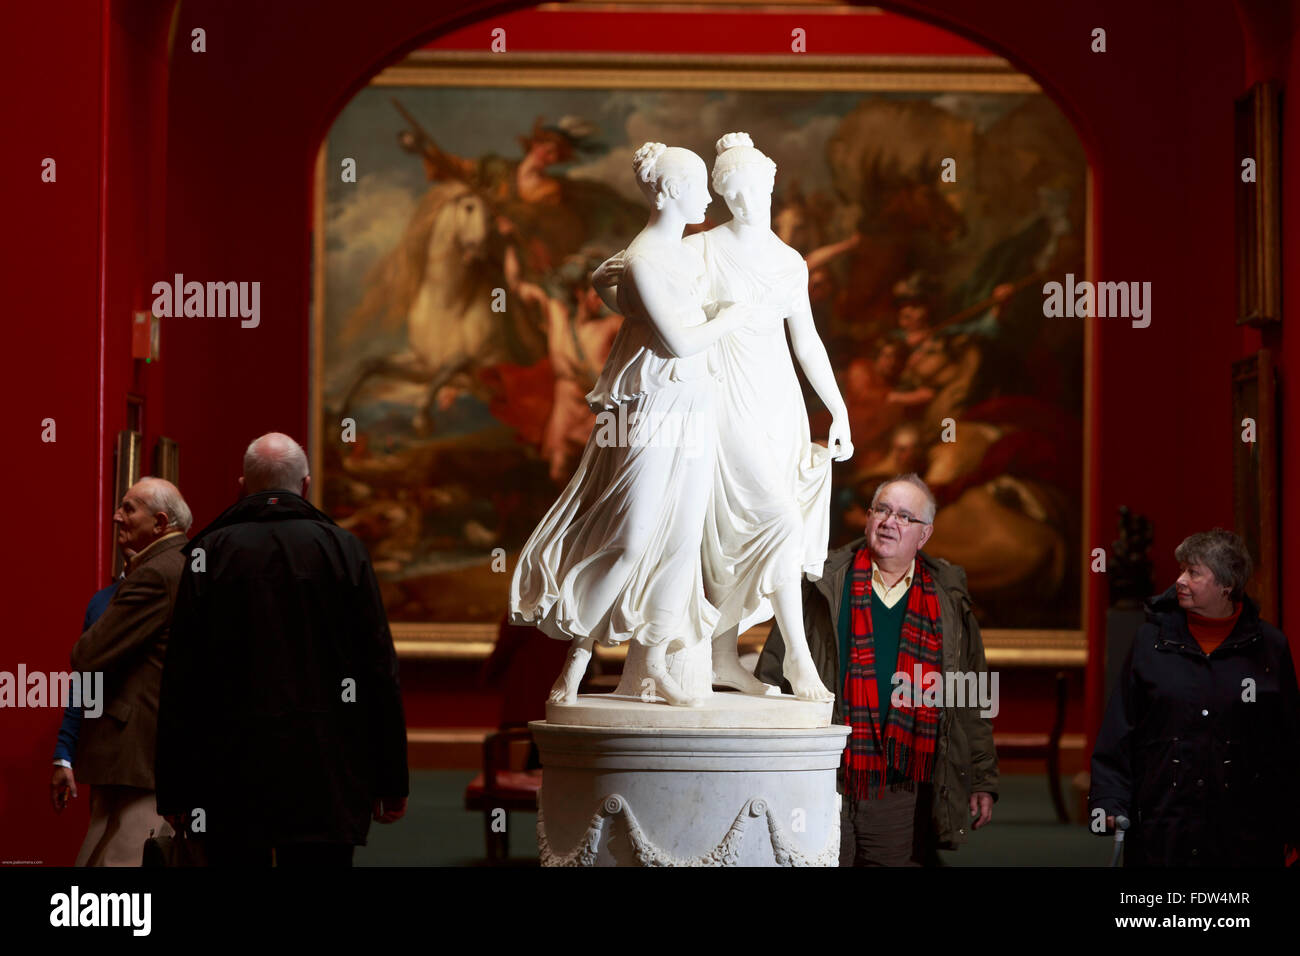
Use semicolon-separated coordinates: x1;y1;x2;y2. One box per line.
828;417;854;462
712;302;749;331
591;253;626;289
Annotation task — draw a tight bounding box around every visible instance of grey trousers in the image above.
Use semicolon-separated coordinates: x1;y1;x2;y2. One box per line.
75;785;173;867
839;783;936;867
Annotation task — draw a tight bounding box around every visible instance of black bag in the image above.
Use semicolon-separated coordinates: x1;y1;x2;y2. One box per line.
142;828;208;867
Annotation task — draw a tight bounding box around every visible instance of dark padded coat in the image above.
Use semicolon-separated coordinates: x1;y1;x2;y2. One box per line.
756;539;999;849
1090;587;1300;866
155;491;409;847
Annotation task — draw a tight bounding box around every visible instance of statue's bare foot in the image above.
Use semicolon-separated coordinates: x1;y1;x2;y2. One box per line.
644;664;705;707
784;655;834;702
712;656;775;696
548;653;588;704
548;671;578;705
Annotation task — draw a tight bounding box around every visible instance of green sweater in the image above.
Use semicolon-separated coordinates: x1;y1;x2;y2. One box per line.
838;572;909;783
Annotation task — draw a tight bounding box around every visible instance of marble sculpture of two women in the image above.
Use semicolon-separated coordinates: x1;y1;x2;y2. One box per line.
510;132;854;707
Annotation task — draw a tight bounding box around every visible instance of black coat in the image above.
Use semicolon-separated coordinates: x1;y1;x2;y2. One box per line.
1090;587;1300;866
156;491;409;847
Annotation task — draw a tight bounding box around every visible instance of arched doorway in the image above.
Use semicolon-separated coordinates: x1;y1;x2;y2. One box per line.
310;2;1091;646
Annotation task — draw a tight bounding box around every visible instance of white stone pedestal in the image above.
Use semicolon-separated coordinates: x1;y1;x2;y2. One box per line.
532;695;850;866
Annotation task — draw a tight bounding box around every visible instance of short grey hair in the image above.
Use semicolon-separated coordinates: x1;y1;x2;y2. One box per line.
136;477;192;533
1175;528;1252;601
243;432;309;494
870;473;937;523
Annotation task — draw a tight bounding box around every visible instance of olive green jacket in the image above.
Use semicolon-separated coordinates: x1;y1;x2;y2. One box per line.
756;539;999;849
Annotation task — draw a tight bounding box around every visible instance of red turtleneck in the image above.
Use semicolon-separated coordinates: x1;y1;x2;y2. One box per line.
1186;603;1242;656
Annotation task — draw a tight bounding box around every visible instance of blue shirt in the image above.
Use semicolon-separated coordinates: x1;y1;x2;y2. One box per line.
52;582;119;765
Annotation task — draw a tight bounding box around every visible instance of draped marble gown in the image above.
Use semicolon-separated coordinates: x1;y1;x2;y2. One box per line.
686;226;834;639
510;241;721;688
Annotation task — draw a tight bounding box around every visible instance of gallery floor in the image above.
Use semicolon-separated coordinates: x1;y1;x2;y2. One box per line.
355;772;1106;867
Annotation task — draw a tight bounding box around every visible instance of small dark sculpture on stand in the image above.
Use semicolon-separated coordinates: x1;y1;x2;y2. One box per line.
1108;506;1154;607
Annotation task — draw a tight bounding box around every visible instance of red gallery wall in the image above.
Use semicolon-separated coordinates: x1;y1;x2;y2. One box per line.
3;0;174;867
4;0;1295;865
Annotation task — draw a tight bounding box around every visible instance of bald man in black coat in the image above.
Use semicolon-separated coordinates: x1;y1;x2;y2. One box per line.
156;433;409;866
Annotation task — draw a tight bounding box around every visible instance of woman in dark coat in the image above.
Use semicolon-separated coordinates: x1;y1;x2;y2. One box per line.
1090;528;1300;866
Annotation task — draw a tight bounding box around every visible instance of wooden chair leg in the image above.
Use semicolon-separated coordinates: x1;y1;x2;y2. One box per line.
1047;671;1070;823
483;811;513;863
1047;747;1068;823
483;810;499;863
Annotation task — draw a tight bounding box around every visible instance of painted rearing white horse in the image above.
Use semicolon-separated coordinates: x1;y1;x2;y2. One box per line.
339;180;546;432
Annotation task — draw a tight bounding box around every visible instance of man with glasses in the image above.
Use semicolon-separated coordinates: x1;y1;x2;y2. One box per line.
756;472;998;865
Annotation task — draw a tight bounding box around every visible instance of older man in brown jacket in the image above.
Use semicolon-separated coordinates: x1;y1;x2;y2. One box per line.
70;477;190;866
757;473;998;865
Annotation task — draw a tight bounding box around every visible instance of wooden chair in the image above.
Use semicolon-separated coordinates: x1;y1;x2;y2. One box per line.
992;671;1070;823
463;723;542;863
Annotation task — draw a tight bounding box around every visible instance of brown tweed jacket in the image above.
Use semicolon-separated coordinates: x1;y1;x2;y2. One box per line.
71;532;187;789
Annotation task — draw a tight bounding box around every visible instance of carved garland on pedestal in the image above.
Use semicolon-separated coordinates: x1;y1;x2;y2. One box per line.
537;792;840;867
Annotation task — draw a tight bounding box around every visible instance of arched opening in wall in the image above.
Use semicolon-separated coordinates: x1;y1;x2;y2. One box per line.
308;3;1092;679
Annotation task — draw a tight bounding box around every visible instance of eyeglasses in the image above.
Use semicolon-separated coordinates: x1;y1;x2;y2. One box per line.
870;504;930;526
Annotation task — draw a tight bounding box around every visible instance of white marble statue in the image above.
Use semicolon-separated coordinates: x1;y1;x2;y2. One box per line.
693;132;853;702
592;133;854;703
510;143;754;708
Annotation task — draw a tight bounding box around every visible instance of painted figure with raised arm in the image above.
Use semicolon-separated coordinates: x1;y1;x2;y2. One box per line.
511;143;751;707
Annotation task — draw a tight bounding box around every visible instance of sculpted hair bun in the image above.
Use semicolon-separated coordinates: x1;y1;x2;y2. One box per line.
633;142;668;184
715;132;754;155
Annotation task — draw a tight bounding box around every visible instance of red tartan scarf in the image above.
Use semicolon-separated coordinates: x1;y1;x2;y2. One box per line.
842;548;944;800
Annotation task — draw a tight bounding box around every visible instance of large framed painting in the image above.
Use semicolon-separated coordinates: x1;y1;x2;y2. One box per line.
312;51;1090;660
